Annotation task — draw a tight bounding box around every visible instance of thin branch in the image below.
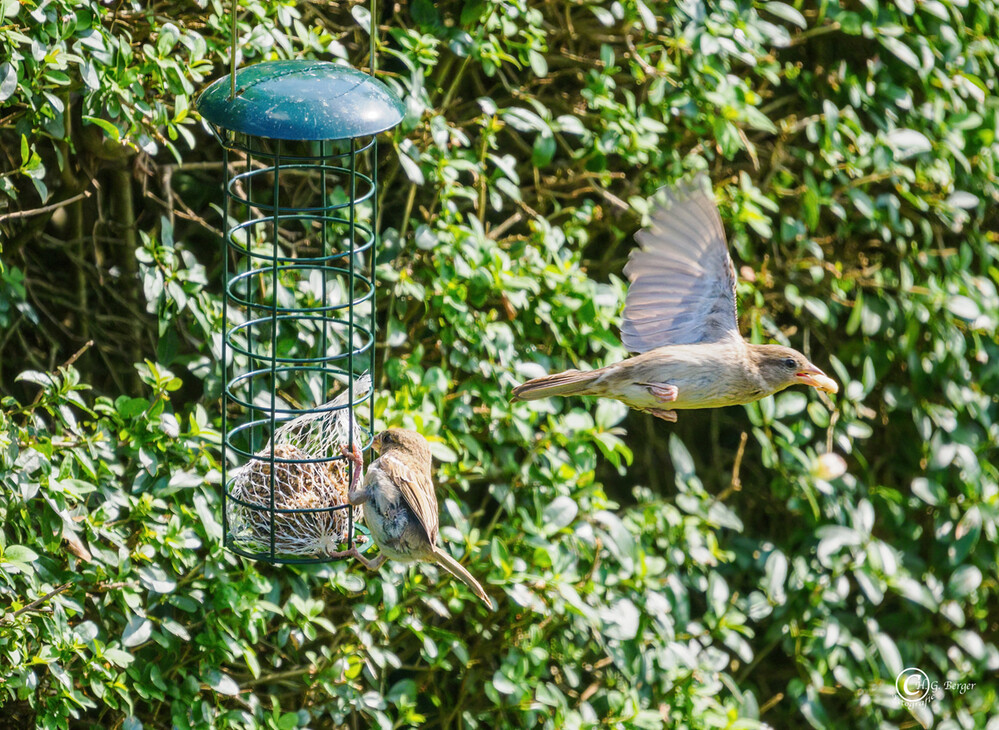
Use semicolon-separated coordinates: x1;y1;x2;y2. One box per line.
244;664;320;687
0;190;93;224
1;581;74;624
759;692;785;715
487;211;522;240
29;340;94;406
716;431;749;501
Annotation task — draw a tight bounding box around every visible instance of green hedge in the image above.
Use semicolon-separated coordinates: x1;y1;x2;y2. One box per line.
1;0;997;728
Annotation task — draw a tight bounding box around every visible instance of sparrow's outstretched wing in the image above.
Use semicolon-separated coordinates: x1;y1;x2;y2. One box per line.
621;177;740;352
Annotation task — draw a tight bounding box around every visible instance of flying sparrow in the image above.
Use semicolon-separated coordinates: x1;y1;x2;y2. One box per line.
512;177;838;422
332;429;492;608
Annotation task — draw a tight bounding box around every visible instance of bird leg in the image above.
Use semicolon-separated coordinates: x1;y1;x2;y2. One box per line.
646;383;679;403
340;442;365;505
327;546;387;571
645;408;678;422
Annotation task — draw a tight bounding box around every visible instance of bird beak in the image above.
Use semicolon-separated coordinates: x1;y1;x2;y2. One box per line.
795;366;839;394
371;434;383;453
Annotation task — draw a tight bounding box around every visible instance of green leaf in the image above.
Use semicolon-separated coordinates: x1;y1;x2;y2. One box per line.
398;142;425;184
892;576;937;611
668;434;695;481
543;496;578;532
0;62;16;103
528;49;547;77
122;615;153;648
15;370;54;388
104;648;134;668
947;191;979;209
910;478;941;506
947;566;982;598
503;107;548;133
763;551;788;602
593;511;636;572
601;598;639;640
764;2;807;28
816;525;861;565
871;628;902;677
137;565;176;594
554;114;586;136
428;439;457;462
82;115;121;142
775;391;807;418
590;5;615;26
205;670;240;696
491;670;517;695
386;678;418;705
885;128;931;159
708;573;730;616
634;0;658;31
946;295;979;321
880;36;921;69
116;396;149;419
3;545;39;563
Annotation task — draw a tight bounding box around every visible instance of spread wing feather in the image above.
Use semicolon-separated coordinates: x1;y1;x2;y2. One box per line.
620;177;740;352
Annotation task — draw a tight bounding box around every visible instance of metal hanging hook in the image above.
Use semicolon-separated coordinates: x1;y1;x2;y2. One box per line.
230;0;238;100
370;0;376;75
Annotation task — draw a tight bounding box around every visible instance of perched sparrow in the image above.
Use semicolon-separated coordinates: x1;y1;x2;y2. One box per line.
513;177;838;421
333;429;492;608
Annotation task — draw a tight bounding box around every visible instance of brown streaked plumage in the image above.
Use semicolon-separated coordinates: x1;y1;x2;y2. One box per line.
512;177;838;421
331;429;492;608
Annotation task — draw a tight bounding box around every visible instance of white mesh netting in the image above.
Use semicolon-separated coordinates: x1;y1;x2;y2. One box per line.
226;374;369;557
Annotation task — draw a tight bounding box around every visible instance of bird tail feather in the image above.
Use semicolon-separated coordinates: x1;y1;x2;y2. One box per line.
511;369;599;400
432;548;493;610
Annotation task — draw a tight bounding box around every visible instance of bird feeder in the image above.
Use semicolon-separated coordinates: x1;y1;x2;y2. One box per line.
197;16;403;563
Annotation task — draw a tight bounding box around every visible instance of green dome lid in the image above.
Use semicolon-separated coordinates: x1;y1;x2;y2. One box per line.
197;60;404;141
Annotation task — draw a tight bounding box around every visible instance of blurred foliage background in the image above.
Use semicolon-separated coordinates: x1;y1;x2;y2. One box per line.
1;0;998;728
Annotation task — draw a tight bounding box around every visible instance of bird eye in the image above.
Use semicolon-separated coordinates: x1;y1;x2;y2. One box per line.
783;358;797;369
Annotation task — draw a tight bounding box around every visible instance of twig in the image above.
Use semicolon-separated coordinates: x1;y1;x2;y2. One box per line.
759;692;784;714
788;21;841;47
826;409;840;454
1;581;74;624
597;187;629;212
581;536;603;585
30;340;94;405
736;127;761;171
62;339;94;369
717;431;748;501
0;190;93;224
736;635;782;683
244;664;319;687
398;183;417;241
157;161;226;172
87;581;131;593
487;211;522;240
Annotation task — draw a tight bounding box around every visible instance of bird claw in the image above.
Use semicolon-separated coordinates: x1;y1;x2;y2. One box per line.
645;408;678;422
340;440;362;462
328;546;386;571
647;383;679;403
340;441;363;496
327;547;358;561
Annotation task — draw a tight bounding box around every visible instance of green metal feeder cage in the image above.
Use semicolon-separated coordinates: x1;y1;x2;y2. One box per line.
197;56;403;564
